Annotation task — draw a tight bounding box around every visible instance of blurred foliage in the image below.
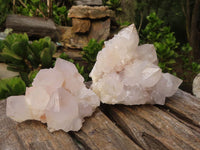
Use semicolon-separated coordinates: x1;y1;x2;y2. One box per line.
0;40;4;51
15;0;47;17
140;12;200;79
179;43;200;79
14;0;72;25
0;33;56;86
0;0;11;26
28;69;39;83
52;3;70;25
140;12;179;74
117;21;131;28
0;77;26;100
103;0;122;13
69;39;103;81
82;39;104;73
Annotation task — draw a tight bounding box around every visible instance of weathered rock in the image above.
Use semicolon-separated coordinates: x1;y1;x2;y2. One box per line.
89;18;110;41
74;0;102;6
72;18;91;33
193;73;200;98
68;6;114;19
58;19;110;49
59;26;89;49
0;63;19;79
6;14;58;40
53;50;83;61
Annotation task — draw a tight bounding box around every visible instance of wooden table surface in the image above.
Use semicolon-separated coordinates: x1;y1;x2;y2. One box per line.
1;89;200;150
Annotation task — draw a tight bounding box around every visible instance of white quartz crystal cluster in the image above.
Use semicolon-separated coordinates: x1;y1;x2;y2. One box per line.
193;73;200;98
90;24;182;105
6;58;100;132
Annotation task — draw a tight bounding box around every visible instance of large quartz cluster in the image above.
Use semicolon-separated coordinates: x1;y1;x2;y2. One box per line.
6;58;100;132
90;24;182;105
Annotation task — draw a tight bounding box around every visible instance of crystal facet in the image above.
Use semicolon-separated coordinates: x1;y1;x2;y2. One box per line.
90;24;182;105
6;58;100;132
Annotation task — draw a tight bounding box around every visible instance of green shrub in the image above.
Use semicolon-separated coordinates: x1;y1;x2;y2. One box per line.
140;12;200;82
140;12;179;74
28;70;39;84
0;33;56;86
14;0;71;25
179;43;200;79
52;3;70;25
81;39;103;79
82;39;104;72
0;77;26;100
103;0;122;12
59;52;74;63
15;0;47;17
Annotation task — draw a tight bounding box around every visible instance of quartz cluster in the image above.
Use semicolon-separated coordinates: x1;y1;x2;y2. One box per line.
90;24;182;105
6;58;100;132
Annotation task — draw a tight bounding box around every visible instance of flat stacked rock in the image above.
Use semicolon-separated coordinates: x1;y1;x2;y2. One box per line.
72;18;91;33
74;0;102;6
60;5;114;49
68;6;114;19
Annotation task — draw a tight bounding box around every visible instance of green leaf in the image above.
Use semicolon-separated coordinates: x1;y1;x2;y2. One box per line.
28;70;39;84
166;59;176;64
40;48;52;68
7;63;25;72
116;7;122;11
1;49;22;61
11;41;28;57
31;0;40;4
49;42;56;55
0;77;26;100
20;72;31;86
57;6;67;14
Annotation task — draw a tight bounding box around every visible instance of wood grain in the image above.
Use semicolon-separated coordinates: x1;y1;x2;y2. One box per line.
0;100;79;150
6;14;58;40
107;104;200;150
74;108;141;150
1;89;200;150
166;89;200;127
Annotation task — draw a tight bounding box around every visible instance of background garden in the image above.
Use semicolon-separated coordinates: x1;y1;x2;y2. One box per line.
0;0;199;99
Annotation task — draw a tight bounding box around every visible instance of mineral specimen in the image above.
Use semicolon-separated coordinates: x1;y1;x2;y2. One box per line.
6;58;100;132
193;73;200;98
90;24;182;105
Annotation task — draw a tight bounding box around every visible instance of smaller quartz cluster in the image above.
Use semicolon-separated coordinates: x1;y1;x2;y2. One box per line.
90;24;182;105
6;58;100;132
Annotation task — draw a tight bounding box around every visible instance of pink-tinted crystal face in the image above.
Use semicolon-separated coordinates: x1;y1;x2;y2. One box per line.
6;96;31;122
6;58;100;132
90;24;182;105
45;88;82;132
32;68;65;95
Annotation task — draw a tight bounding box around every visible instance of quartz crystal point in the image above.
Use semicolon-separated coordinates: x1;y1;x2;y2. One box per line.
6;58;100;132
90;24;182;105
